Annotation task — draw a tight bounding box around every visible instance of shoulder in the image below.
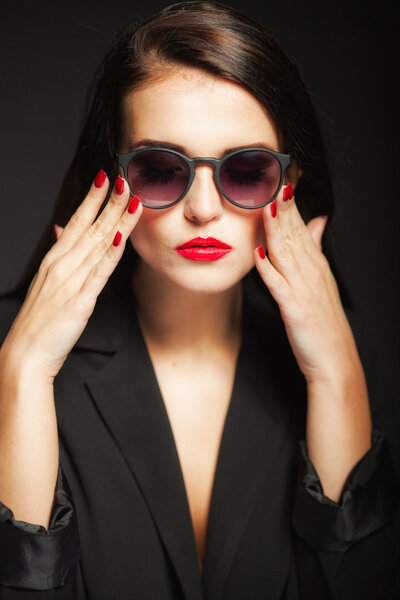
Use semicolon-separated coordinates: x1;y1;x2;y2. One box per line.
0;293;23;346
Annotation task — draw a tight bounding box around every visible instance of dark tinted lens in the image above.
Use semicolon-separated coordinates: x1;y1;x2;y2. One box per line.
220;150;282;207
127;150;189;207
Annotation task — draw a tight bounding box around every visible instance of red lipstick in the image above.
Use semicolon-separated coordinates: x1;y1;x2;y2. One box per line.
175;236;232;261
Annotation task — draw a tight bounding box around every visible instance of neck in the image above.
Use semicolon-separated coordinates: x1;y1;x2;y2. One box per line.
131;261;243;353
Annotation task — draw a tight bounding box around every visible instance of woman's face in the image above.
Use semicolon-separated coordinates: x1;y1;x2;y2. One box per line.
120;67;282;294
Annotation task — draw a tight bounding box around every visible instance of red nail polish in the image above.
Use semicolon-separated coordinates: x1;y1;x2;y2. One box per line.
270;200;277;218
94;169;107;188
128;195;140;214
114;176;124;195
113;231;122;247
283;183;293;202
257;245;265;259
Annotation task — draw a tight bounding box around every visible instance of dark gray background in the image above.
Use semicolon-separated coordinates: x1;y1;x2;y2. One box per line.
1;0;398;397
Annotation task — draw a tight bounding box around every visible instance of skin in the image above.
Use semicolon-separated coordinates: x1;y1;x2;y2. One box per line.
0;174;143;529
118;68;372;561
0;66;371;568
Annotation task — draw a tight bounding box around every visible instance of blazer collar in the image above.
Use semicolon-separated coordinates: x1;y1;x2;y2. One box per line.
78;270;301;600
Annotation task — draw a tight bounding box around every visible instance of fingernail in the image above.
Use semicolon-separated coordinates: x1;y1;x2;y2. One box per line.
53;223;59;237
94;169;107;188
114;176;124;195
113;231;122;247
283;183;293;202
257;245;265;259
270;200;277;218
128;195;140;214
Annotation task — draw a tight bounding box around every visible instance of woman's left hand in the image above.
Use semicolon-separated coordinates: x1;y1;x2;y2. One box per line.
254;183;372;501
254;183;360;384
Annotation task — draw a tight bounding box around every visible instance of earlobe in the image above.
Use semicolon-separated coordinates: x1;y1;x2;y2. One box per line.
285;159;303;189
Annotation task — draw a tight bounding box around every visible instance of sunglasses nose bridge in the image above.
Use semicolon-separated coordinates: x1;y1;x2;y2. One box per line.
189;156;219;186
187;156;221;193
190;157;218;169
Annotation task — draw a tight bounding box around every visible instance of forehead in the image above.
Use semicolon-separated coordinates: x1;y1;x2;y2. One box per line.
120;68;281;155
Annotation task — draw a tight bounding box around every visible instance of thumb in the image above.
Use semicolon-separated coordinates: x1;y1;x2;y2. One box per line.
307;216;328;250
54;223;65;240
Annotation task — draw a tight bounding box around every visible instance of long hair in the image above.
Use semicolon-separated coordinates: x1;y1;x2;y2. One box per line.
8;1;349;303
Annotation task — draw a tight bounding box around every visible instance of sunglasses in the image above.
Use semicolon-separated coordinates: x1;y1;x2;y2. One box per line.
118;146;291;209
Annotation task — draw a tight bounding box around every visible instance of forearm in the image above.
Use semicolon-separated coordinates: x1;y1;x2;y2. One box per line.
0;347;59;530
306;356;372;503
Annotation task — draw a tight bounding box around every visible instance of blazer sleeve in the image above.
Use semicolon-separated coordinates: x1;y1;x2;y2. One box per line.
292;433;400;599
292;304;400;599
0;464;80;594
293;427;399;551
0;296;80;595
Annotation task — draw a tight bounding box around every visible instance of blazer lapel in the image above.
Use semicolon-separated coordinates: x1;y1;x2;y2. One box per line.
76;286;203;600
201;271;306;600
74;270;305;600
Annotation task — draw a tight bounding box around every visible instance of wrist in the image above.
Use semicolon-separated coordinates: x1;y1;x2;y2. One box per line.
306;364;369;406
304;342;366;386
0;342;54;390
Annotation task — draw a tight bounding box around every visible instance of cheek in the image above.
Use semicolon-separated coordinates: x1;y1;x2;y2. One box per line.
129;211;163;246
128;210;179;265
247;213;265;247
129;217;156;259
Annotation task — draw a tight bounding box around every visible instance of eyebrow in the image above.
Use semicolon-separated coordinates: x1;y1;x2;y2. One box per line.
126;139;277;156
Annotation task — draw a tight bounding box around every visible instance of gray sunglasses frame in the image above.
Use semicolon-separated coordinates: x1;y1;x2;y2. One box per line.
118;146;291;209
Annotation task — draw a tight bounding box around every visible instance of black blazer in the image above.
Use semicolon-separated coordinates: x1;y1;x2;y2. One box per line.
0;269;399;600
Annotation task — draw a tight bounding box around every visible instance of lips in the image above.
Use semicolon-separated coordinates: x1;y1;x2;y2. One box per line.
175;237;232;261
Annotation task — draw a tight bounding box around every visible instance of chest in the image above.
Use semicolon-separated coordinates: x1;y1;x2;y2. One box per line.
148;346;239;568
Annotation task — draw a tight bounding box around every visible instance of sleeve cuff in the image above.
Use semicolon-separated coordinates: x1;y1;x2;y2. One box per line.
0;465;80;590
292;427;400;551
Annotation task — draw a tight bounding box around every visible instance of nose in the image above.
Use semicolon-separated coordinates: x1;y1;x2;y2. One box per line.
183;165;224;224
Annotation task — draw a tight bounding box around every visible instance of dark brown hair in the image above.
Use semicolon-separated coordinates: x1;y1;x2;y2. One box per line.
9;1;347;302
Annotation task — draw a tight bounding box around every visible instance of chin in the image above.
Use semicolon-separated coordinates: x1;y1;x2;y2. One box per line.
167;263;253;295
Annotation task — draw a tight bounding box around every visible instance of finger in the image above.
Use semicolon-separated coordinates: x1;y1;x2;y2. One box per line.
275;184;330;265
262;196;303;285
31;171;112;299
54;170;110;251
73;196;142;310
306;216;328;250
52;175;131;274
74;231;128;314
85;176;131;245
253;244;291;305
55;190;142;295
30;178;138;310
43;170;110;267
81;189;142;270
280;205;339;304
275;183;311;252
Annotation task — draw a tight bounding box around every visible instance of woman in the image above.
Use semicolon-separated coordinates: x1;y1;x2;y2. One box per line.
0;2;398;598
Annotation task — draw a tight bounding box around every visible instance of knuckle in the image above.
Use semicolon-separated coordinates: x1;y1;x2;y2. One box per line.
47;259;65;282
90;262;110;284
284;224;304;246
88;219;105;240
70;293;95;320
318;252;329;269
275;244;291;261
108;193;124;208
40;252;53;273
96;237;111;256
69;210;84;229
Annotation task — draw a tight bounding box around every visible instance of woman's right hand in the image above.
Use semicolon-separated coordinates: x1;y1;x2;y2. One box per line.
0;171;142;382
